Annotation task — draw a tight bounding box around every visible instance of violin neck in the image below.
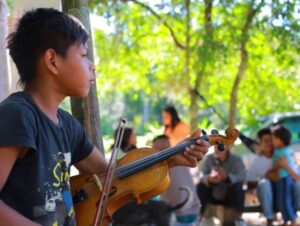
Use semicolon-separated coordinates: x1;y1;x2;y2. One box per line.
115;137;201;179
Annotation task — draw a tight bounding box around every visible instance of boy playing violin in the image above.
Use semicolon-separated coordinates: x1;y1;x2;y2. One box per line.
0;8;209;226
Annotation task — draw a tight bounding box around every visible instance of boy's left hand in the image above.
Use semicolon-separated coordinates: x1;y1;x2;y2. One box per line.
167;129;209;168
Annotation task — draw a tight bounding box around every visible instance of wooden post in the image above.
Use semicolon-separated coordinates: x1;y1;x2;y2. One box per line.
62;0;104;153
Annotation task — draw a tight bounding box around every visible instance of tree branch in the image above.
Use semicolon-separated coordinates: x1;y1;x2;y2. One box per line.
229;0;264;127
127;0;186;49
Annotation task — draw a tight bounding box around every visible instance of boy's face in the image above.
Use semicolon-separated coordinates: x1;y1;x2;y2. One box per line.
259;134;273;156
56;43;95;97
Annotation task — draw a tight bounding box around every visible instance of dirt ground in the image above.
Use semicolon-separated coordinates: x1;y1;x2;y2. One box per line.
198;212;300;226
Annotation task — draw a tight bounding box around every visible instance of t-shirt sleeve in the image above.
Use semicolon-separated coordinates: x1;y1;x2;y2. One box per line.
68;116;94;164
0;104;37;150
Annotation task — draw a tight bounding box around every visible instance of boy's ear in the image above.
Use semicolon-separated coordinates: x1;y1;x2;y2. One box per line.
44;49;61;75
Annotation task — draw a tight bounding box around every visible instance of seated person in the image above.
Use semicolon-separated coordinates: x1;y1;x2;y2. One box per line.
152;135;200;226
247;128;300;226
197;144;246;226
111;127;137;159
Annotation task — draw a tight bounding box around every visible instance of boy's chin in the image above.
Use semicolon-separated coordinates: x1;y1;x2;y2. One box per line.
69;92;89;98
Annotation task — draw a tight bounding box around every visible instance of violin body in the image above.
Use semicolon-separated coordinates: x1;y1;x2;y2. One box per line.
70;128;239;226
70;148;170;226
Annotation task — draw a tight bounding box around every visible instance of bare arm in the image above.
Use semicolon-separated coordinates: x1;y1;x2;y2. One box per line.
0;200;41;226
276;157;300;181
0;146;41;226
74;146;108;174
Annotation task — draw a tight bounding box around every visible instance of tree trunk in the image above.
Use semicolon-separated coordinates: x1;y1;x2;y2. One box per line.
229;45;247;128
183;0;195;129
190;0;213;129
0;0;10;101
229;1;258;128
62;0;104;153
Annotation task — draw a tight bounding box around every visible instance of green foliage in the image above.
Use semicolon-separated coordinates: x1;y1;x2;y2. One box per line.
6;0;14;9
89;0;300;137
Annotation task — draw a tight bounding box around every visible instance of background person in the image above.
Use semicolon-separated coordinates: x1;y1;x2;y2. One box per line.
247;128;277;226
197;144;246;226
247;127;300;226
162;106;191;146
268;126;297;226
111;127;137;159
152;135;201;226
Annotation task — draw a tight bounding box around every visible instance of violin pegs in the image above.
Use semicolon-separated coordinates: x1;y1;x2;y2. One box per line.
211;129;219;135
201;129;207;136
217;143;225;151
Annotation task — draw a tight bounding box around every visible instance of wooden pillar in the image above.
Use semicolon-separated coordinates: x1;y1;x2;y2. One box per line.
62;0;104;153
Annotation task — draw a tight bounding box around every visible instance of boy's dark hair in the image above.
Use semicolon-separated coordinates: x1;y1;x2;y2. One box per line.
152;134;169;143
272;125;291;146
7;8;89;88
257;127;272;140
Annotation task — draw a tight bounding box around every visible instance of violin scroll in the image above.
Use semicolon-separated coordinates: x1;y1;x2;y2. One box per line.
204;128;239;146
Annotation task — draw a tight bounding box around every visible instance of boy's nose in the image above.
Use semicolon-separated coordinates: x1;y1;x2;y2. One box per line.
90;62;96;78
90;61;96;72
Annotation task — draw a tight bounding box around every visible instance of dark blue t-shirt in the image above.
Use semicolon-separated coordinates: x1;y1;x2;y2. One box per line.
0;92;94;226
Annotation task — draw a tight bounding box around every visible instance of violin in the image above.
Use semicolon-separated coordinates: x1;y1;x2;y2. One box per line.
70;128;239;226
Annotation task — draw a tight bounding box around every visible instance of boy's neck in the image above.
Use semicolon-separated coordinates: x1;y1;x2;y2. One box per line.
26;87;65;124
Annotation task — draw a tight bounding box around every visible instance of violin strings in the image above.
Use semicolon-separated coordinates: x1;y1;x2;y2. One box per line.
117;139;194;176
116;138;197;179
71;136;207;199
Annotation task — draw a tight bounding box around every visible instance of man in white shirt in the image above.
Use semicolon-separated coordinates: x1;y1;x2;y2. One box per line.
247;128;300;226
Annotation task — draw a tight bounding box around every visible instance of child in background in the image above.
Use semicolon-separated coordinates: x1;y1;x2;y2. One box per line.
271;125;297;226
